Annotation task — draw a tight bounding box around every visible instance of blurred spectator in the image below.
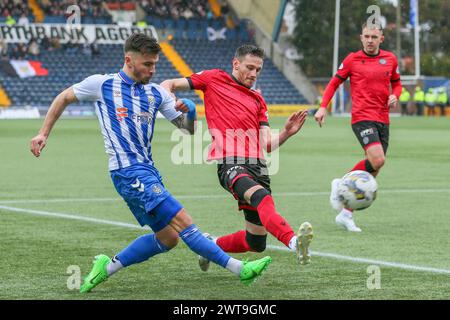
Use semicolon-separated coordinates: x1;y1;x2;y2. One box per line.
28;39;40;57
17;12;29;25
6;15;16;26
40;35;51;51
63;39;80;53
0;39;8;60
82;41;91;56
12;43;27;60
90;40;100;56
50;37;61;51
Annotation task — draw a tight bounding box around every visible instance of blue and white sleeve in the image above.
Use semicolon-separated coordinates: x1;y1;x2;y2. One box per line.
72;74;106;102
157;86;182;121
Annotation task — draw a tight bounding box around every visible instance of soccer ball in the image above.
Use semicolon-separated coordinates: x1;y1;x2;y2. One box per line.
337;170;378;210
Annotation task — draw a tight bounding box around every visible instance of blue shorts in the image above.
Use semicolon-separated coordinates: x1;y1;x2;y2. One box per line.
110;163;183;232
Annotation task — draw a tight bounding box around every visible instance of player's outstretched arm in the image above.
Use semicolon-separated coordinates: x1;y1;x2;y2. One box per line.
30;87;78;157
161;78;191;94
262;110;307;153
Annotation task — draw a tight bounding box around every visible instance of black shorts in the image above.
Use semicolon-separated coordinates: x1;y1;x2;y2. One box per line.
217;158;271;211
352;121;389;155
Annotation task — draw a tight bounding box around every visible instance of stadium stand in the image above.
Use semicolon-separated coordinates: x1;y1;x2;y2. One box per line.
172;38;307;104
0;0;34;24
0;0;307;108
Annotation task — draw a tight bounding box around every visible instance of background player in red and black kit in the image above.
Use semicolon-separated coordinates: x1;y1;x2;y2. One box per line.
162;45;313;269
314;23;402;232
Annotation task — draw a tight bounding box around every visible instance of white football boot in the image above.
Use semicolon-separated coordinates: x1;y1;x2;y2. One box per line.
335;210;362;232
330;178;344;211
198;233;213;271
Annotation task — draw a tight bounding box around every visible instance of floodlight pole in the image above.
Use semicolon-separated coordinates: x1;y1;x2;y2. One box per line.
414;0;421;79
331;0;340;114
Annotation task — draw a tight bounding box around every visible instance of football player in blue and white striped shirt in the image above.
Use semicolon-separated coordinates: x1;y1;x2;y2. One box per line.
30;33;271;292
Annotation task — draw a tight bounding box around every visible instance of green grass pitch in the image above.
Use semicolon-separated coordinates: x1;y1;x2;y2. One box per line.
1;116;449;299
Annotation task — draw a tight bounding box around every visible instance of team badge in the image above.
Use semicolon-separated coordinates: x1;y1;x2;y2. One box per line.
152;184;163;194
379;59;386;65
148;95;155;106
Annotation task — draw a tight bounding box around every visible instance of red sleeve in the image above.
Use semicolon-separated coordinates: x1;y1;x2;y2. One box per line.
186;69;215;91
320;77;345;108
258;97;269;126
390;56;402;98
320;54;352;108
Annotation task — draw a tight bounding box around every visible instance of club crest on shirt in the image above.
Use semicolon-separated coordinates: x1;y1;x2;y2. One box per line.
148;95;155;107
379;59;387;65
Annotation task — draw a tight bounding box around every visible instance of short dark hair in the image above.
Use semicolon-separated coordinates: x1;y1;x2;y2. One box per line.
124;33;161;55
234;44;264;60
362;22;383;33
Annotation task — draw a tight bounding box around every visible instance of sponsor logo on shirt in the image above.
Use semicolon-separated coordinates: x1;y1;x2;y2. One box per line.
132;112;153;124
152;184;163;194
114;90;122;97
338;63;344;70
116;107;128;121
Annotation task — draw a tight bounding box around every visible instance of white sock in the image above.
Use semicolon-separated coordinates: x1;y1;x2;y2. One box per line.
341;208;353;218
106;256;123;276
288;235;297;251
225;257;243;276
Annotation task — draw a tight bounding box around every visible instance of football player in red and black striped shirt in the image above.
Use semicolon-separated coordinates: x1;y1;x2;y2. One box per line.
314;23;402;232
162;45;314;269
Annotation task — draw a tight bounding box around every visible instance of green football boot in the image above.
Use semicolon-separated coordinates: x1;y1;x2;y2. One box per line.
79;254;111;293
239;256;272;286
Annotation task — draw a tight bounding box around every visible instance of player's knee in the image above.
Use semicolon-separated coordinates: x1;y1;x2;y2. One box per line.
233;176;260;201
157;232;180;250
249;187;271;208
163;235;179;249
369;156;385;170
245;231;267;253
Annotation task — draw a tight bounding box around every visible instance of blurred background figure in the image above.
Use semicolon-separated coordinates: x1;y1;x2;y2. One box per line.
399;87;411;116
437;88;448;117
425;88;437;116
413;86;425;116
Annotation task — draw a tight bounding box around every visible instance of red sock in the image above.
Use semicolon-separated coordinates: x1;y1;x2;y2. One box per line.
256;195;295;247
351;159;367;172
216;230;253;253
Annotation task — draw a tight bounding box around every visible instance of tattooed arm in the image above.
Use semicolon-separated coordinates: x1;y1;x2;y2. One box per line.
170;98;197;135
171;112;196;135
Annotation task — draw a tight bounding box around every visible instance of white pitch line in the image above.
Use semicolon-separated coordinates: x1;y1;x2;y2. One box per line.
1;188;450;205
1;204;450;275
